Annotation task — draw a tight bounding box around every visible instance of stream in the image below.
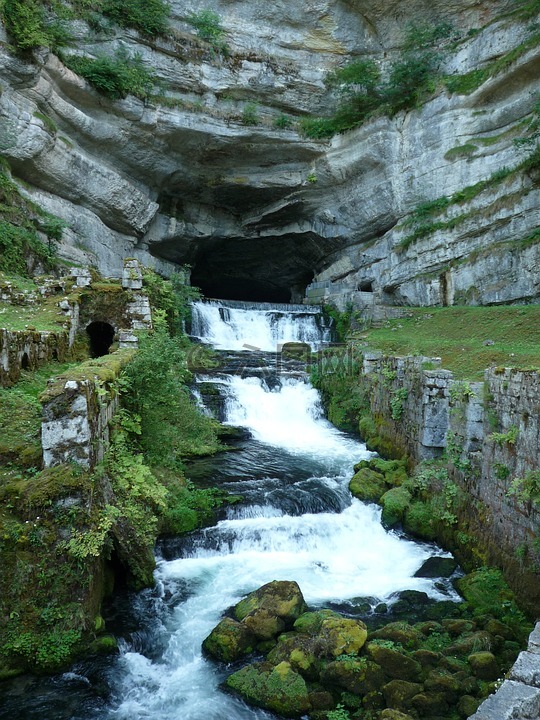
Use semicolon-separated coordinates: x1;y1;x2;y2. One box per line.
0;300;457;720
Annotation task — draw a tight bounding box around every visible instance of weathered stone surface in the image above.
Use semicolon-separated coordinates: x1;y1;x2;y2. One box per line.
366;643;422;682
468;679;540;720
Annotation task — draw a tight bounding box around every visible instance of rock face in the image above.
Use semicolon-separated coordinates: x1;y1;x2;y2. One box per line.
1;1;538;307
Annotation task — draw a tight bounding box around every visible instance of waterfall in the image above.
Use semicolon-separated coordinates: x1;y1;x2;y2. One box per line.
1;300;457;720
190;299;330;351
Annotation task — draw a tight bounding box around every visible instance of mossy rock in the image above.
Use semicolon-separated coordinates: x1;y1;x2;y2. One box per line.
412;649;442;667
234;581;308;627
370;622;423;649
366;458;409;486
410;690;449;715
441;619;476;637
88;634;118;655
244;609;286;640
379;710;415;720
414;556;458;578
445;630;494;656
424;668;463;702
424;600;462;622
457;694;480;717
281;342;311;359
202;617;255;662
365;643;422;682
349;468;388;503
320;657;385;695
318;616;368;657
225;661;311;717
483;618;514;640
380;487;411;528
402;501;437;541
267;633;320;680
467;651;500;680
382;679;423;711
293;609;340;635
454;568;516;618
391;590;430;616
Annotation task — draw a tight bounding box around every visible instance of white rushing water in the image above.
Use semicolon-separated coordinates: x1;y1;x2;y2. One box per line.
190;300;328;351
104;302;454;720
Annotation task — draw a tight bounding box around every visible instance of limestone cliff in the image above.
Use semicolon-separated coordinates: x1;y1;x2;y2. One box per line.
0;0;538;305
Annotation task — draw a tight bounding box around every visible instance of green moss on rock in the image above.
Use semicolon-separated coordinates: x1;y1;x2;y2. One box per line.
381;486;412;527
225;661;311;717
202;617;255;662
349;468;388;503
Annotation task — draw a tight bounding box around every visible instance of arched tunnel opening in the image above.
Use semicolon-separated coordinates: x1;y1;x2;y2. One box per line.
87;321;115;358
191;271;293;303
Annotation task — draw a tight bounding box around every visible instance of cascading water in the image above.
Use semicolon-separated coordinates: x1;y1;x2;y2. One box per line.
0;300;457;720
190;299;330;351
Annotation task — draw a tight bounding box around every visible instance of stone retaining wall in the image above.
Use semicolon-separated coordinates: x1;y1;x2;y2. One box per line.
471;622;540;719
0;327;70;386
40;351;134;469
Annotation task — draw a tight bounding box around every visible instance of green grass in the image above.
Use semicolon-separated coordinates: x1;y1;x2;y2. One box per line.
0;296;68;331
359;306;540;380
0;360;76;468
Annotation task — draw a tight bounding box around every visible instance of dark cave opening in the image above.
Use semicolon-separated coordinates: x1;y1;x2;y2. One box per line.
87;321;115;358
192;273;293;303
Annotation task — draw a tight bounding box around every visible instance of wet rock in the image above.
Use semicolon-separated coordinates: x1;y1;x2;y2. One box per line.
441;618;475;636
414;557;458;578
234;580;308;627
308;690;334;710
468;651;500;680
225;660;311;717
202;617;255;663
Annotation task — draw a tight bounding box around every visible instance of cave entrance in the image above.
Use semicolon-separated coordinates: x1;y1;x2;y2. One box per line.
21;352;30;370
87;321;115;358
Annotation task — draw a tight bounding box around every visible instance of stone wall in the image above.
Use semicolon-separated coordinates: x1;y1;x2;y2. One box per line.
362;353;453;460
358;355;540;610
41;351;134;469
471;622;540;720
0;327;70;386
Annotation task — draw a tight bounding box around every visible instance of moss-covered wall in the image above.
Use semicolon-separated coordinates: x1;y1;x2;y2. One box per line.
0;328;70;387
41;350;135;469
351;354;540;614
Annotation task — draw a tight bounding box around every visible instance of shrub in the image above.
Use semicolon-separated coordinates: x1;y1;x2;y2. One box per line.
62;48;156;100
102;0;170;36
241;103;259;126
273;114;292;129
187;9;228;54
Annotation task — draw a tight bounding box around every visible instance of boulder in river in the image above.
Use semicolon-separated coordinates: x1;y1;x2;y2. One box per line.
202;617;256;663
234;580;308;627
225;660;311;717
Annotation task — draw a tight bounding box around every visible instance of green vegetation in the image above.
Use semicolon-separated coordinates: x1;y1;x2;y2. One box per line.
241;103;260;126
444;143;478;160
0;160;64;275
1;0;170;51
445;30;540;95
397;167;514;251
301;22;456;138
187;9;229;55
358;306;540;380
62;48;157;100
273;114;293;130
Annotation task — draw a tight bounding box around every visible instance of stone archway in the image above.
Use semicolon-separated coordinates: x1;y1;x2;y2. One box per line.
86;321;115;358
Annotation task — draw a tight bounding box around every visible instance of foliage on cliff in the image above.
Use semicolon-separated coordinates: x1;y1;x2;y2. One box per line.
0;158;63;275
1;0;170;52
